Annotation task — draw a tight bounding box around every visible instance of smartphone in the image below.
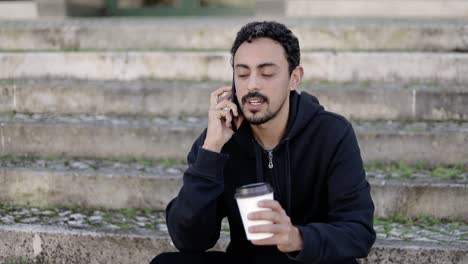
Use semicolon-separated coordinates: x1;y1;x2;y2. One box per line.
231;79;240;132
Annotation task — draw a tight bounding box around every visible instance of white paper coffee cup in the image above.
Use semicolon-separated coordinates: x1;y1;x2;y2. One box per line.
235;182;274;241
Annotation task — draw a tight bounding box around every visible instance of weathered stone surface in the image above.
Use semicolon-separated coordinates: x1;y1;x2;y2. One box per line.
354;121;468;164
0;80;467;121
416;88;468;121
0;224;466;264
0;159;466;220
0;114;203;161
0;79;216;117
0;115;466;163
0;224;178;264
0;1;38;20
370;179;468;221
0;18;467;51
305;84;413;121
1;52;468;83
0;167;182;210
1;205;467;243
36;0;67;18
287;0;468;19
362;240;468;264
308;84;468;121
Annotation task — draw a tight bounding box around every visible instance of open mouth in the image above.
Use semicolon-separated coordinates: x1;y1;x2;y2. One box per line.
246;97;265;105
243;93;268;104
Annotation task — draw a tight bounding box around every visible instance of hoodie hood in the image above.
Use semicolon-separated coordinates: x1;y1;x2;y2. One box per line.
229;90;324;216
284;90;323;140
232;90;324;154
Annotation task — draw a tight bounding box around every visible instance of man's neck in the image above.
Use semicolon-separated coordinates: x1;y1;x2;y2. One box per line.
250;103;290;151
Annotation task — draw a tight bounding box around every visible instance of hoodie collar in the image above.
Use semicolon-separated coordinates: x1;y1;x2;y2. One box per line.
232;90;323;157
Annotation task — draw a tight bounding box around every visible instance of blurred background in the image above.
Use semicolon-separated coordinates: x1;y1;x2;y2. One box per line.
0;0;467;263
2;0;468;18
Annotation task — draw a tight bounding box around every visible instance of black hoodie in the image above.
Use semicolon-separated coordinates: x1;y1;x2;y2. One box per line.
166;91;376;263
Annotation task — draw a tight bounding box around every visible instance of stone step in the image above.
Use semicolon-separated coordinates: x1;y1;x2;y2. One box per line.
0;1;38;20
287;0;468;19
0;18;467;52
1;51;468;83
1;79;467;121
0;156;466;220
0;114;466;164
0;214;466;264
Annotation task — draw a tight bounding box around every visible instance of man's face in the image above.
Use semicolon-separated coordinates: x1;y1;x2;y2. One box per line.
233;37;294;125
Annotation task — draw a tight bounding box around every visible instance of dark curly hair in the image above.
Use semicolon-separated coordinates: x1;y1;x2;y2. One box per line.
230;21;300;75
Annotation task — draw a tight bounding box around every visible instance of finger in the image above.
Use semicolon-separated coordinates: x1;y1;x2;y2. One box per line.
214;109;233;129
224;110;233;128
248;210;281;223
217;91;233;103
250;235;280;246
214;99;231;110
214;109;231;121
258;200;285;214
249;224;288;234
210;87;232;107
216;100;239;117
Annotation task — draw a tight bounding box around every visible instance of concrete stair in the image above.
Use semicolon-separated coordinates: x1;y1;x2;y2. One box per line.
286;0;468;19
1;79;467;121
0;16;467;263
1;19;467;52
0;223;466;264
0;114;466;163
1;51;468;83
0;157;466;221
0;1;38;20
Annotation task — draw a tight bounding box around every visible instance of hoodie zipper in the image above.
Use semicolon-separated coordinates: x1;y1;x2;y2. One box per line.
267;150;274;169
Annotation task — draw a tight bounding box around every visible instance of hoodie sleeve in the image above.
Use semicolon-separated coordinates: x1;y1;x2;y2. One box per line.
166;131;229;252
289;124;376;263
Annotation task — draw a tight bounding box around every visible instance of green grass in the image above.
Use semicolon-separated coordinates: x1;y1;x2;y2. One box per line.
137;159;155;167
365;162;417;178
159;158;181;167
121;208;138;218
102;212;112;224
374;214;468;228
365;162;467;179
392;162;415;178
45;154;63;161
417;214;439;226
115;222;131;231
145;223;158;231
0;154;188;169
432;166;465;179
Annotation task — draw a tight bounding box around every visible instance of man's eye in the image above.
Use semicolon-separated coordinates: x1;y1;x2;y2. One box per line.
262;73;274;77
238;74;248;78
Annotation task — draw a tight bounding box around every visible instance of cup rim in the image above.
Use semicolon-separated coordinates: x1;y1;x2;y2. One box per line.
234;182;273;199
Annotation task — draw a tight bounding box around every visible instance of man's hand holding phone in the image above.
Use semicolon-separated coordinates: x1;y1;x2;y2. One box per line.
202;86;244;153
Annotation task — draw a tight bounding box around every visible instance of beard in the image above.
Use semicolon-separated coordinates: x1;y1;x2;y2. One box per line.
245;110;276;125
240;91;287;125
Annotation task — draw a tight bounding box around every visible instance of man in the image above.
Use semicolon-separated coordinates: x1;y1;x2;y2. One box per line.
151;21;375;264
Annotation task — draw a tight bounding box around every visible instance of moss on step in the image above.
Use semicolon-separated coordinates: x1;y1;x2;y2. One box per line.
365;162;467;180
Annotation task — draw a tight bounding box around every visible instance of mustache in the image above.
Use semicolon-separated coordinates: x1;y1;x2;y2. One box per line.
242;92;269;103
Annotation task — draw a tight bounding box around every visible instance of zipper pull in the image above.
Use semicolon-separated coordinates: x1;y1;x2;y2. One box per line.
268;151;274;169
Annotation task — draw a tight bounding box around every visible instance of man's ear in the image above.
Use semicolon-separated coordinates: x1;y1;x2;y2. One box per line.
289;66;304;91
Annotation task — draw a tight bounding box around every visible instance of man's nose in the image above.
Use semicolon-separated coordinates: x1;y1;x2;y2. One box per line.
247;75;259;91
